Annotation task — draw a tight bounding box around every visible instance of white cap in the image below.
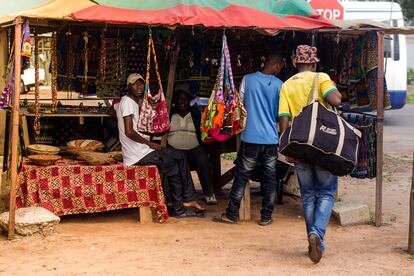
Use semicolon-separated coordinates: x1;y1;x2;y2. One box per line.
126;73;144;85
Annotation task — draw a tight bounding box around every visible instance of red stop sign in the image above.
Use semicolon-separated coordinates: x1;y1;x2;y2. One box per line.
309;0;344;20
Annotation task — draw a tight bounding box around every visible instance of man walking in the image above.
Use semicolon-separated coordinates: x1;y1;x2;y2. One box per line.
278;45;342;263
213;53;285;226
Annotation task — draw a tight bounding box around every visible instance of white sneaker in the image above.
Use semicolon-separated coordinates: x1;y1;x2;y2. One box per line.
205;194;218;205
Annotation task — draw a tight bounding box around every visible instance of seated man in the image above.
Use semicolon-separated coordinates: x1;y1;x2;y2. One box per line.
115;73;205;217
168;84;217;205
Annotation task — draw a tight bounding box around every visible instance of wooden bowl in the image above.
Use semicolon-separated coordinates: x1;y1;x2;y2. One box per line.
27;144;60;155
28;155;62;166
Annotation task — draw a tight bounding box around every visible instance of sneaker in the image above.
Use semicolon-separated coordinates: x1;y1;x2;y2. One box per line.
308;233;323;264
258;218;273;226
205;194;218;205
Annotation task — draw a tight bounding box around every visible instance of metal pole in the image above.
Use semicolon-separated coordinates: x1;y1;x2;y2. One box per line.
375;31;385;227
7;17;23;240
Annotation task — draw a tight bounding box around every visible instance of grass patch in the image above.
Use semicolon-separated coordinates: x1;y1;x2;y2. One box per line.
407;92;414;105
385;154;413;166
409;255;414;262
369;211;376;225
221;152;237;161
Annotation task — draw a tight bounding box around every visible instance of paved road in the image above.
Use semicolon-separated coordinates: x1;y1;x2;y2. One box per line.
384;104;414;152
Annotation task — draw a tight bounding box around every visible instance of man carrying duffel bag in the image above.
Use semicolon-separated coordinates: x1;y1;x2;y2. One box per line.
279;45;343;264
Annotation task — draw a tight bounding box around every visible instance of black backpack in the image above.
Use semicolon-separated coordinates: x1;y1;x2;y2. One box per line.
279;74;361;176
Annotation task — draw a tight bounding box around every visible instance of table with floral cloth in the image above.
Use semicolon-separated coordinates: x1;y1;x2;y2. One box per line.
15;159;168;222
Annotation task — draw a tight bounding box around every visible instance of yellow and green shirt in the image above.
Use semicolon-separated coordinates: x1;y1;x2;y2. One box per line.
278;71;337;119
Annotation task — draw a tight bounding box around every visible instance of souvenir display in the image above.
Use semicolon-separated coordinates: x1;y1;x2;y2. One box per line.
96;36;127;98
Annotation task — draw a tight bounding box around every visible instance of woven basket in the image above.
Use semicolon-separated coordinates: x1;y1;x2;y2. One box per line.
27;144;60;155
76;151;115;165
28;155;61;166
67;139;104;155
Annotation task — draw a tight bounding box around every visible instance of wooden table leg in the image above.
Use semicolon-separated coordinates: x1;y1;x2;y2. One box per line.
239;181;251;221
211;145;222;194
139;207;153;224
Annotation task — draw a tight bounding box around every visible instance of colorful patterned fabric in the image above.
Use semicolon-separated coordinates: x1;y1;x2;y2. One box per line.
293;45;320;64
201;34;246;143
16;159;168;222
72;0;334;33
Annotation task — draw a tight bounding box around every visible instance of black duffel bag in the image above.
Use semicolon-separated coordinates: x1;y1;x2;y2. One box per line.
279;74;361;176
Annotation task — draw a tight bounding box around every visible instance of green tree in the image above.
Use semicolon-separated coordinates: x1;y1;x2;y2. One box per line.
398;0;414;25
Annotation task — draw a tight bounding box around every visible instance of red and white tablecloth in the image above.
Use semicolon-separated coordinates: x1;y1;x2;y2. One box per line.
16;159;168;222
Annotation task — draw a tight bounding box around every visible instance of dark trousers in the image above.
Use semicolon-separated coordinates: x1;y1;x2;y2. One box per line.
178;145;214;197
137;148;196;215
226;142;278;221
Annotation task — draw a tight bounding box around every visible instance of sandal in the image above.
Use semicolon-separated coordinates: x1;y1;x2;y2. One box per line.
174;210;205;219
212;213;236;224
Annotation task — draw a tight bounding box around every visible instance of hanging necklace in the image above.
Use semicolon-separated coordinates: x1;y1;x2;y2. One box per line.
34;30;41;135
51;32;58;112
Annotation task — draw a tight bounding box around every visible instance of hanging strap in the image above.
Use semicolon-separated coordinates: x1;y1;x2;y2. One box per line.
307;73;320;105
223;35;235;92
145;31;164;100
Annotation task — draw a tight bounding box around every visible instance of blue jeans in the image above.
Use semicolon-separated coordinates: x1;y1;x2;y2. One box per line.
295;162;338;252
226;142;278;221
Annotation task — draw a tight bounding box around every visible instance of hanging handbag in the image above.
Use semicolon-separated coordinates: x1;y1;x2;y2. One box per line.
279;74;362;176
137;31;171;135
201;35;246;143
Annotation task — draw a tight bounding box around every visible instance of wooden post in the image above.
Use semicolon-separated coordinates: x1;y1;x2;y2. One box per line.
375;31;385;227
408;151;414;254
8;17;23;240
139;207;153;224
236;136;251;221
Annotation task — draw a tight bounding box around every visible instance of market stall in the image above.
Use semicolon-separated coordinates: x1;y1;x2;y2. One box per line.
1;0;412;240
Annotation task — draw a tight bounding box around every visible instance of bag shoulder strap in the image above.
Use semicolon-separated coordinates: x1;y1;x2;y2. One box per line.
145;32;164;98
307;73;319;105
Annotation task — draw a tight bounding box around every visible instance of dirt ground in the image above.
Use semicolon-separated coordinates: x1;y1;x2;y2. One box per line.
1;113;414;275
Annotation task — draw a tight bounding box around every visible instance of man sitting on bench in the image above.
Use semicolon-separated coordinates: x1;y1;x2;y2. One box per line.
115;73;205;218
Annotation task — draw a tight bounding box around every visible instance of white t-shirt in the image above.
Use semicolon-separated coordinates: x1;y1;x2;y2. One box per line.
168;113;199;150
115;96;153;166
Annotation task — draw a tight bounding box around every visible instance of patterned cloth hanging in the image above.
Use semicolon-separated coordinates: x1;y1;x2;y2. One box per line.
201;34;246;143
21;20;31;58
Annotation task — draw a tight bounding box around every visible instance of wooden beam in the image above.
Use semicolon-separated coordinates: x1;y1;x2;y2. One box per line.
375;31;385;227
220;166;236;188
20;115;30;150
408;151;414;254
8;17;22;240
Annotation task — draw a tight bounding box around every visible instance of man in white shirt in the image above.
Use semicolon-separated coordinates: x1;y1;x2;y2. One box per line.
115;73;205;217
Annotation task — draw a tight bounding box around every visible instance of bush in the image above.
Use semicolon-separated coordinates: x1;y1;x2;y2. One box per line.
408;68;414;85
